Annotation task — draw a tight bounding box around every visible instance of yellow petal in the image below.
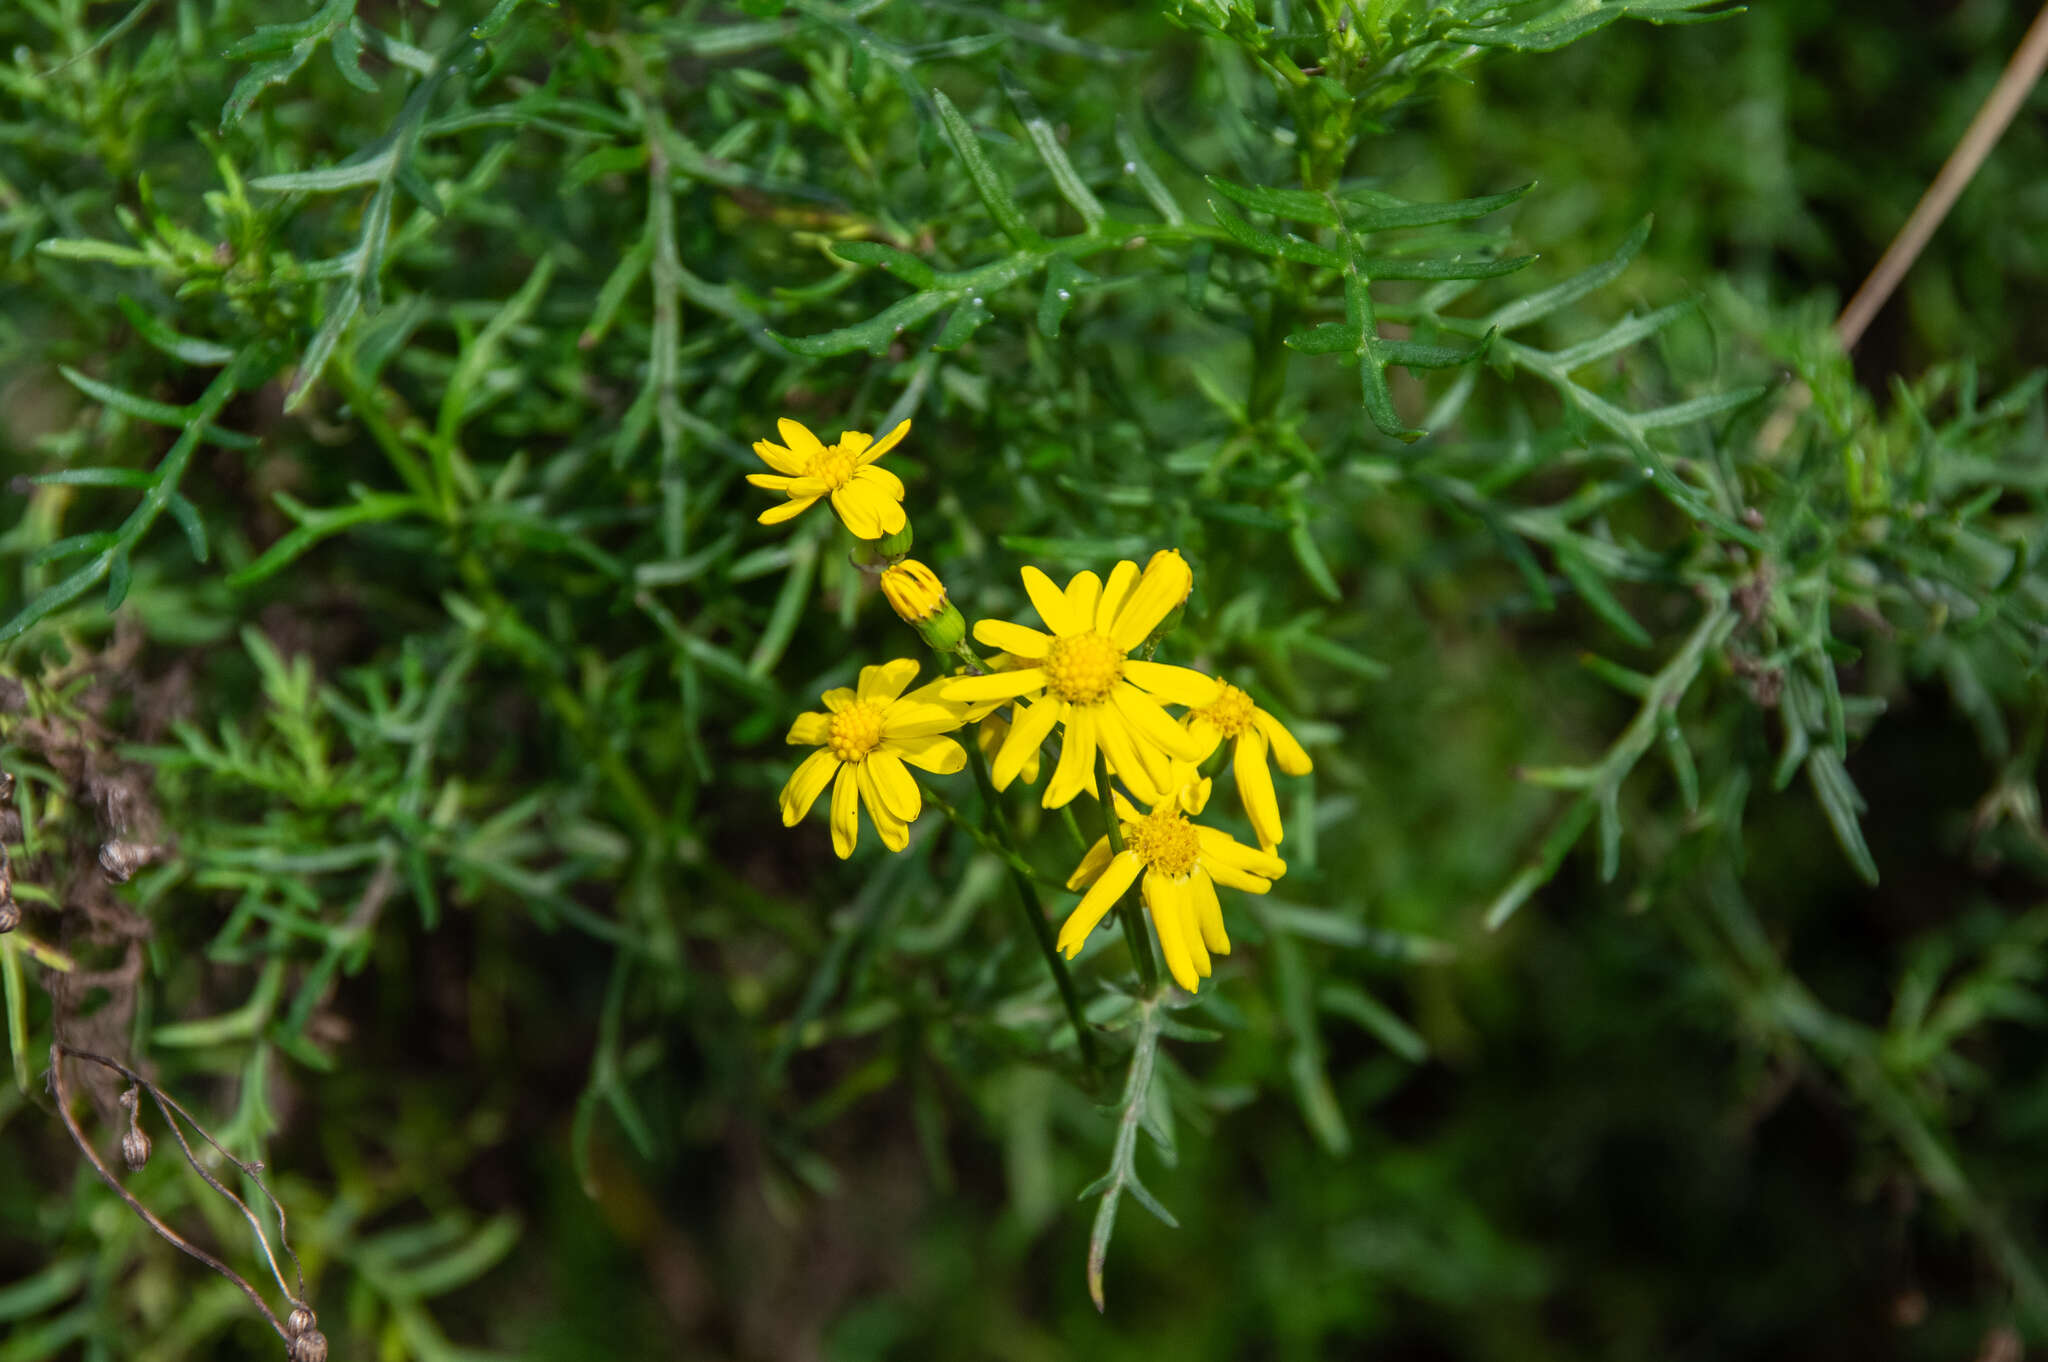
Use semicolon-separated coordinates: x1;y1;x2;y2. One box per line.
747;473;798;490
1042;703;1097;808
1255;708;1314;775
858;418;911;465
857;763;910;851
830;482;886;539
821;687;857;713
892;733;966;774
1094;705;1165;806
973;620;1053;658
858;658;922;704
1196;826;1286;879
1109;683;1202;761
1204;857;1272;894
1234;730;1284;850
1183;713;1223;763
1096;560;1140;633
1065;834;1115;890
753;438;803;475
855;462;904;499
1123;660;1221;709
1108;560;1186;649
995;696;1060;790
1063;571;1102;626
866;751;921;822
882;700;967;739
1144;872;1200;993
780;749;840;826
787;713;830;747
758;496;819;525
777;417;826;459
944;669;1047;704
1191;869;1230;955
829;764;860;858
1058;849;1141;955
1021;565;1082;635
837;430;872;459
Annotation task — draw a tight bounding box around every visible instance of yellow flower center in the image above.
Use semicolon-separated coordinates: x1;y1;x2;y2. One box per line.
1044;630;1124;705
1201;683;1256;738
806;443;858;490
828;700;886;762
1125;807;1200;880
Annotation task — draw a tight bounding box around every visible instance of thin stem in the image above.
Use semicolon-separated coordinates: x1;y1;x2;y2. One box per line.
965;742;1099;1070
1836;3;2048;350
1095;750;1160;997
48;1046;292;1343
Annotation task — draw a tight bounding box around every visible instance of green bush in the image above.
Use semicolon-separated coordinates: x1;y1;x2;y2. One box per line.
3;2;2046;1358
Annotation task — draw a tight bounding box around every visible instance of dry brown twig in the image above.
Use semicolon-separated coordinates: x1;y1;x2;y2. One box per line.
48;1044;328;1362
1758;3;2048;456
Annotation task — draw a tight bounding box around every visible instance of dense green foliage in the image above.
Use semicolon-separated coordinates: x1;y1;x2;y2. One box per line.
2;1;2047;1357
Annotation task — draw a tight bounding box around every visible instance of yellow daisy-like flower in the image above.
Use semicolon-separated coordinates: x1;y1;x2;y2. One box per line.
780;659;966;857
1058;782;1286;993
1185;682;1314;851
748;417;910;539
942;554;1219;809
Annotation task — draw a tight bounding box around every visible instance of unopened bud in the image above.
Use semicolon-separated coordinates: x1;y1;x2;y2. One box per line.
98;840;155;883
876;523;914;559
879;560;965;652
1137;549;1193;647
287;1306;316;1338
121;1125;151;1171
288;1329;328;1362
1141;549;1193;608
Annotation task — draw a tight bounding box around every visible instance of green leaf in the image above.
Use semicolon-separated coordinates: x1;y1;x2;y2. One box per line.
932;90;1048;250
1488;215;1651;332
1002;69;1105;229
1208;198;1342;267
829;240;940;290
1344;182;1533;232
1205;175;1338;227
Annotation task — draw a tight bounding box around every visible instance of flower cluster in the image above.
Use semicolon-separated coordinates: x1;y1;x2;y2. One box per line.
749;416;1315;995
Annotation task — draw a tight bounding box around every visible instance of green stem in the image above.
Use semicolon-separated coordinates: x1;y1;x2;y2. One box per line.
1095;750;1159;997
966;742;1098;1070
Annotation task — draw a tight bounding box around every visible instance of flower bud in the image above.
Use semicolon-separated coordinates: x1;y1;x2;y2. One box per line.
288;1329;328;1362
287;1306;317;1338
1138;549;1193;647
876;523;914;559
879;560;966;652
121;1124;150;1170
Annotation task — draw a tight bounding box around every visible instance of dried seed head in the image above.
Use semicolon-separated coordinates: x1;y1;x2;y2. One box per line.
286;1306;316;1337
98;840;156;883
121;1125;151;1171
0;896;17;934
288;1328;328;1362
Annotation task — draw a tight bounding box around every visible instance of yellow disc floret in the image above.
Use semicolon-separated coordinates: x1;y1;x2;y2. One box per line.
1126;807;1200;880
1199;683;1256;738
827;700;887;763
1044;630;1124;705
807;442;858;490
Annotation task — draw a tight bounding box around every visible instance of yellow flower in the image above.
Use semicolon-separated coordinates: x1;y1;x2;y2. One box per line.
780;659;966;857
942;556;1220;808
748;417;910;539
1058;782;1285;993
1185;682;1314;851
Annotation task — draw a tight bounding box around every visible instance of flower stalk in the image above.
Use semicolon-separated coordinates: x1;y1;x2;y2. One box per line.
966;741;1099;1071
